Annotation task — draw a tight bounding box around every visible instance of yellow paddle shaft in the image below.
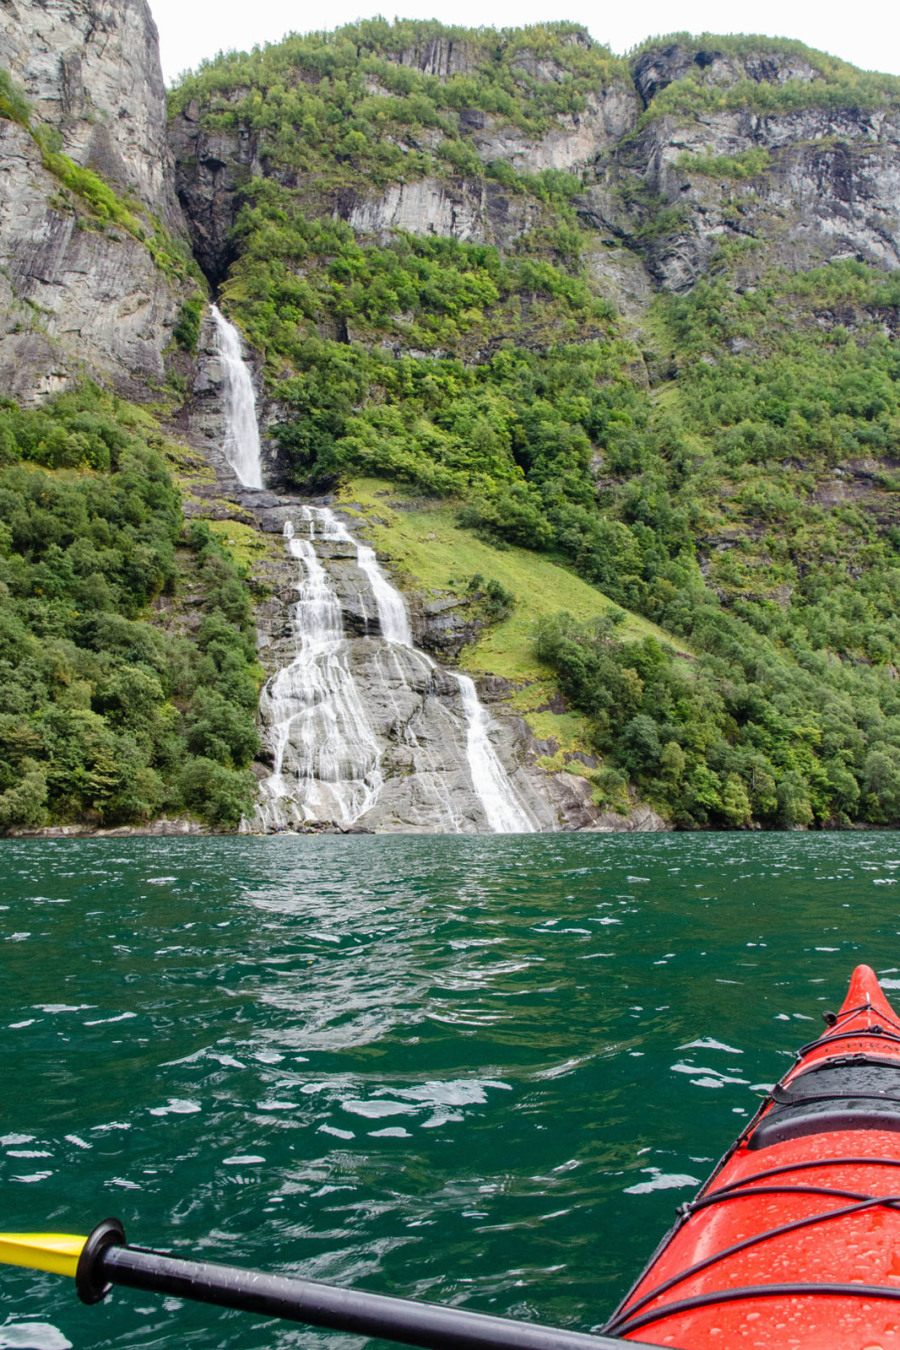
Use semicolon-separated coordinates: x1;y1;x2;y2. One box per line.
0;1233;86;1278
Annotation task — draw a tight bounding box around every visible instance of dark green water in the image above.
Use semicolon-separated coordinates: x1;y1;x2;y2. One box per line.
3;832;900;1349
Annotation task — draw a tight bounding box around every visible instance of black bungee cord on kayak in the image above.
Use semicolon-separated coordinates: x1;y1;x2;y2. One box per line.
602;1192;900;1332
607;1281;900;1340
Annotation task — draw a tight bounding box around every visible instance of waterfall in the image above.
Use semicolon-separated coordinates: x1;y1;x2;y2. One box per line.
206;303;541;833
211;305;264;489
256;506;537;834
337;519;536;832
454;674;537;834
306;509;537;834
256;513;384;831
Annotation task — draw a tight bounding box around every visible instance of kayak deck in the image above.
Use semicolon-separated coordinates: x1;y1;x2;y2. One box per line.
603;965;900;1349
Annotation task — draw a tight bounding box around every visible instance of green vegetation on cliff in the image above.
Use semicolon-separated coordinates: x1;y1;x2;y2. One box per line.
0;68;200;287
632;33;900;122
170;19;630;185
131;24;900;828
168;19;900;828
0;389;259;829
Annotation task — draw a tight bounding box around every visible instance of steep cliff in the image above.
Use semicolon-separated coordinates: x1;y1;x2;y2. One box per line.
168;22;641;284
582;39;900;291
0;0;179;222
0;0;194;403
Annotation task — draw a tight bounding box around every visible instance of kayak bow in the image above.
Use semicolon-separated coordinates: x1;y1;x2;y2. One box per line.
604;963;900;1348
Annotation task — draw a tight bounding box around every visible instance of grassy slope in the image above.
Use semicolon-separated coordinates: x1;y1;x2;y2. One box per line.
340;476;692;754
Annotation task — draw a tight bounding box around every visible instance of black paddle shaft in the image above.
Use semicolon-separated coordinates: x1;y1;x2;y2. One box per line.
76;1220;648;1350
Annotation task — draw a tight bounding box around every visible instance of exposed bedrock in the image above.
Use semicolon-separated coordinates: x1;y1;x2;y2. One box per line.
0;120;185;403
630;41;826;108
0;0;183;228
168;54;640;274
248;508;654;834
168;99;257;287
582;45;900;291
0;0;189;401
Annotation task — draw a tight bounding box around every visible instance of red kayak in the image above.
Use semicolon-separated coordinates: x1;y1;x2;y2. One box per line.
602;965;900;1349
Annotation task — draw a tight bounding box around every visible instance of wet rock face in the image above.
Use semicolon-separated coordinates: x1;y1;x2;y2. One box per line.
247;505;558;834
250;507;666;834
0;0;187;401
0;0;182;229
168;102;260;286
0;120;182;403
171;309;289;487
409;594;487;662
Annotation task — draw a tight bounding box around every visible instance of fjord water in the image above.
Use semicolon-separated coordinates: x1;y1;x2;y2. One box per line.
3;833;900;1350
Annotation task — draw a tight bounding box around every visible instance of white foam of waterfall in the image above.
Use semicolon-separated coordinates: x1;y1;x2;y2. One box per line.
314;509;414;646
307;507;535;834
256;515;383;829
454;673;537;833
211;305;264;489
208;315;535;831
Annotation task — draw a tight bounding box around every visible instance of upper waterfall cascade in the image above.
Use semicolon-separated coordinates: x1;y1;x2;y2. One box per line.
212;305;264;490
209;303;546;833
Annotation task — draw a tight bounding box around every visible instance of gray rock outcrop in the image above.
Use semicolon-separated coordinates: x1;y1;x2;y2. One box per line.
468;88;639;175
250;523;559;833
583;43;900;291
0;0;182;226
0;121;185;402
0;0;190;402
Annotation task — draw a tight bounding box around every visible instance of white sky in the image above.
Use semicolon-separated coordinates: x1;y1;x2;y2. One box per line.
151;0;900;83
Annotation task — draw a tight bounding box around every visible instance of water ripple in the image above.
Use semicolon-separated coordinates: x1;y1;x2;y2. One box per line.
3;831;900;1348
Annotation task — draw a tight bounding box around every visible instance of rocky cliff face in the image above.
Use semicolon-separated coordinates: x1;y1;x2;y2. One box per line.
0;0;180;224
169;34;641;280
168;98;255;286
629;42;826;106
171;35;900;302
581;44;900;291
0;121;182;402
0;0;190;403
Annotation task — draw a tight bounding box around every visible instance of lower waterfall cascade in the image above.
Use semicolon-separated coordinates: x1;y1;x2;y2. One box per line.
255;506;541;834
206;305;547;833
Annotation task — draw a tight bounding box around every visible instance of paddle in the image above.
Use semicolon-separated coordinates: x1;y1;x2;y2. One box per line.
0;1218;646;1350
